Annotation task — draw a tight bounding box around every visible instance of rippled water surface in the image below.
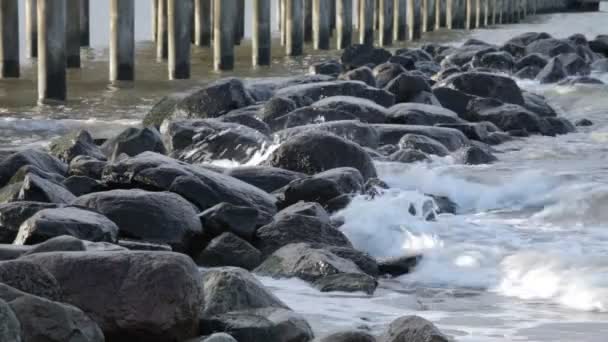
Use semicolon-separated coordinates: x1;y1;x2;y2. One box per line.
1;2;608;341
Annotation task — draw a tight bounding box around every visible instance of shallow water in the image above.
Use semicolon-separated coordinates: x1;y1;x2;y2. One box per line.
2;2;608;341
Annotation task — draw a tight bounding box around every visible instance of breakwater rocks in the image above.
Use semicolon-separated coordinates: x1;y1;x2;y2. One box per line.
0;31;605;341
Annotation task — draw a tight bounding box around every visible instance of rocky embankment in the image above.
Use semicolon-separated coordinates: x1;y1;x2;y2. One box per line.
0;32;606;342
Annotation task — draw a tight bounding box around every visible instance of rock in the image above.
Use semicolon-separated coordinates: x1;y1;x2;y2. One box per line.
398;134;450;157
73;189;202;254
220;105;271;135
255;213;352;257
536;57;568;84
143;93;184;128
14;173;76;204
436;72;525;105
311;60;343;76
0;259;61;301
460;145;498;165
268;131;377;180
21;235;88;255
224;166;305;193
556;53;590;76
339;66;377;87
312;96;390;124
387;103;462;126
200;307;314;342
199;203;259;241
118;239;172;251
269;107;357;131
9;164;66;185
324;245;380;277
0;299;20;342
390;149;430;163
478;51;515;72
558;76;604;86
200;333;238;342
465;98;553;135
515;53;549;70
276;202;331;224
591;58;608;72
414;61;441;78
101;127;167;161
14;207;119;245
506;32;552;47
380;316;448;342
575;118;593;127
389;55;416;70
384;73;432;103
432;87;476;117
373;124;470;151
0;284;104;342
21;251;202;342
440;45;498;68
63;176;101;196
545;117;576;135
255;243;377;294
317;331;377;342
260;97;298;128
514;65;541;79
50;130;106;163
396;48;433;63
101;153;277;225
373;63;407;88
0;202;59;243
69;156;107;179
522;92;557;118
275;120;381;148
0;149;67;188
525;38;577;58
196;232;262;270
501;42;526;59
589;35;608;56
378;255;422;277
274;81;395;108
201;267;288;317
341;44;392;70
436;121;502;143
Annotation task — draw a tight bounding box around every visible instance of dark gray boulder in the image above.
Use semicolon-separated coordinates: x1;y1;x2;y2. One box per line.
275;120;380;148
260;97;299;126
50;130;106;163
0;202;59;243
14;207;119;245
220;105;271;135
199;202;259;241
311;60;343;76
374;63;407;88
20;235;114;256
276;202;331;224
398;134;450;157
72;189;202;254
390;149;430;163
224;166;305;193
387;103;463;126
515;53;548;70
589;35;608;56
0;259;61;301
558;76;604;86
545;117;576;135
0;299;20;342
316;331;376;342
556;53;590;76
384;73;432;103
378;255;422;277
460;145;498;165
396;48;433;62
576;118;593;127
69;155;107;179
522;92;557;118
269;107;357;131
465;98;553;135
436;72;525;105
525;38;577;58
341;44;392;70
312;96;390;124
118;239;172;251
269;131;377;180
101;127;167;161
514;65;541;79
14;173;76;204
373;124;470;151
436;122;508;145
432;87;477;117
339;66;377;86
196;232;262;270
9;164;66;185
274;81;395;108
255;243;377;294
536;57;568;84
201;267;288;317
506;32;552;47
63;176;102;196
199;333;238;342
380;316;448;342
478;51;515;72
0;149;67;188
21;251;202;342
389;55;416;70
591;58;608;72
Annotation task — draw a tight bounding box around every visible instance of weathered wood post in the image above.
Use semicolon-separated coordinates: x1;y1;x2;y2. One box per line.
152;0;158;40
304;0;312;42
253;0;271;66
235;0;244;45
0;0;19;78
66;0;81;68
80;0;89;46
194;0;211;46
38;0;66;102
26;0;38;58
286;0;304;56
329;0;336;34
359;0;374;45
421;0;428;32
498;0;503;23
168;0;192;79
407;0;414;39
337;0;353;49
379;0;392;46
313;0;330;49
475;0;481;27
157;0;168;60
435;0;441;29
447;0;453;29
214;0;235;70
394;0;406;41
280;0;287;46
465;0;472;29
110;0;134;81
492;0;497;23
484;0;489;26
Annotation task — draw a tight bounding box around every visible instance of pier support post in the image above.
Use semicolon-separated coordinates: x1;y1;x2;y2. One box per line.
466;0;472;29
379;0;393;46
329;0;336;34
214;0;235;70
66;0;80;68
435;0;441;29
337;0;353;49
286;0;304;56
313;0;330;49
235;0;244;45
253;0;271;66
152;0;158;41
447;0;453;29
80;0;89;46
157;0;168;60
110;0;134;81
168;0;192;79
38;0;66;102
280;0;287;46
26;0;38;58
304;0;312;42
484;0;489;26
393;0;406;41
422;0;428;32
194;0;211;46
407;0;414;39
0;0;19;78
475;0;481;27
359;0;374;45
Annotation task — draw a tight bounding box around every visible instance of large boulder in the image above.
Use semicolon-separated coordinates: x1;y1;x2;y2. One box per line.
311;96;390;124
275;120;380;148
465;98;553;135
69;156;107;179
223;166;305;193
0;260;61;301
101;152;277;225
316;331;376;342
49;130;106;163
0;202;59;243
196;232;262;270
341;44;392;70
199;202;259;241
372;124;470;151
432;87;477;117
522;92;557;118
387;103;463;126
21;251;202;342
269;131;377;180
13;173;76;204
268;107;358;131
478;51;515;72
0;299;20;342
436;72;525;105
0;150;67;188
101;127;167;161
374;63;407;88
556;53;591;76
384;73;432;103
589;35;608;56
506;32;552;47
14;207;119;245
255;243;378;294
72;189;202;254
515;53;548;70
274;81;395;108
379;315;448;342
525;38;577;58
339;66;377;87
398;134;450;157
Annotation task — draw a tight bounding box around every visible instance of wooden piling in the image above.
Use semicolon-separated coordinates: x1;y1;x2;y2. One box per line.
66;0;80;68
379;0;393;46
359;0;374;45
475;0;481;27
286;0;304;56
0;0;19;78
313;0;330;49
393;0;406;41
435;0;441;29
157;0;168;60
484;0;489;26
407;0;414;39
329;0;336;34
26;0;38;58
337;0;353;49
280;0;287;46
194;0;211;46
214;0;235;70
110;0;134;81
422;0;428;32
253;0;271;66
168;0;192;79
492;0;497;24
38;0;66;102
152;0;158;41
304;0;312;42
235;0;244;45
80;0;89;46
447;0;453;29
466;0;472;29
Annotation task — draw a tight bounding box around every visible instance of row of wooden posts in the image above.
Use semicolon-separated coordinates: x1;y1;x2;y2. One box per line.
0;0;572;103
